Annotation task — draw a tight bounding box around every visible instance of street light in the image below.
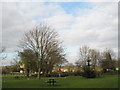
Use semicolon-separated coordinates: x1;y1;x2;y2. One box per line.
87;59;91;66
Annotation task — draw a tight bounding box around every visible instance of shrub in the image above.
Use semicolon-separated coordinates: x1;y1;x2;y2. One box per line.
46;72;71;77
50;72;59;77
74;70;82;76
101;69;118;75
66;72;74;76
82;66;96;78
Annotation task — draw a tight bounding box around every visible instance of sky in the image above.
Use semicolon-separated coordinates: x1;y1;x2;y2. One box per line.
1;1;118;65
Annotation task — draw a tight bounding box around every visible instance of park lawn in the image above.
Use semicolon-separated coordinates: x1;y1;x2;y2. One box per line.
2;75;119;88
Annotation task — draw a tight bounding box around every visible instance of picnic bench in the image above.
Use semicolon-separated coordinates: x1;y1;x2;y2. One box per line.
45;79;58;86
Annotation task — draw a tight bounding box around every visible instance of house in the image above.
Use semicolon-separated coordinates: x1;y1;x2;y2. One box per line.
52;66;80;72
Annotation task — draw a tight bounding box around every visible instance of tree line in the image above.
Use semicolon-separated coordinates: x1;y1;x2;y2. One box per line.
76;46;118;73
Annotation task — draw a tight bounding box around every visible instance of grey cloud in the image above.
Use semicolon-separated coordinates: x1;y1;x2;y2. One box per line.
2;3;36;52
2;2;118;64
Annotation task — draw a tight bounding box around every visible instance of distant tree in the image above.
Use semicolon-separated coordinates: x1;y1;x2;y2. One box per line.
2;65;20;74
89;49;100;69
100;49;116;72
78;46;102;68
10;56;21;73
2;66;10;74
77;46;103;78
79;46;91;66
75;60;83;69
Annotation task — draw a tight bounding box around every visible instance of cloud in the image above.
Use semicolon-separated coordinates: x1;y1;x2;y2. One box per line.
57;2;118;63
60;2;118;49
16;3;66;22
2;2;118;64
2;2;36;52
44;14;74;30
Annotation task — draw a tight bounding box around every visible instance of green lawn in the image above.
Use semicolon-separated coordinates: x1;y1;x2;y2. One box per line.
2;75;119;88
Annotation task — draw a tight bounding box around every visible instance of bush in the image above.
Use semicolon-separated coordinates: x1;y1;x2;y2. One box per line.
46;72;60;77
49;72;69;77
45;72;72;77
82;66;96;78
61;72;69;77
45;70;83;77
101;70;118;75
74;70;82;76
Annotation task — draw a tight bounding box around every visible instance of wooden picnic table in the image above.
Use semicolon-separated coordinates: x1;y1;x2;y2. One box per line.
46;78;57;86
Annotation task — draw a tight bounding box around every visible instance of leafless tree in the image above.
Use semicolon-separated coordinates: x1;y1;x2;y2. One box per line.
79;46;91;66
78;46;101;69
20;24;66;79
89;49;100;69
75;60;83;68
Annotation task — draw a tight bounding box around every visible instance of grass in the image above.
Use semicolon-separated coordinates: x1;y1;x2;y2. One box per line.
2;75;119;88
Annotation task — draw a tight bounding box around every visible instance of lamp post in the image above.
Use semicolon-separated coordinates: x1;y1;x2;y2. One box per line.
87;59;91;67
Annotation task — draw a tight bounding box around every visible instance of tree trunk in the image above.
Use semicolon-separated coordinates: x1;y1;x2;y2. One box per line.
26;69;30;78
38;68;40;79
37;60;40;79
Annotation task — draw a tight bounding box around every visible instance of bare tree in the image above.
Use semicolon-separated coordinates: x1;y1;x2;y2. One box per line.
89;49;100;69
40;45;67;75
20;24;66;79
77;46;101;69
75;60;83;68
79;46;91;66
